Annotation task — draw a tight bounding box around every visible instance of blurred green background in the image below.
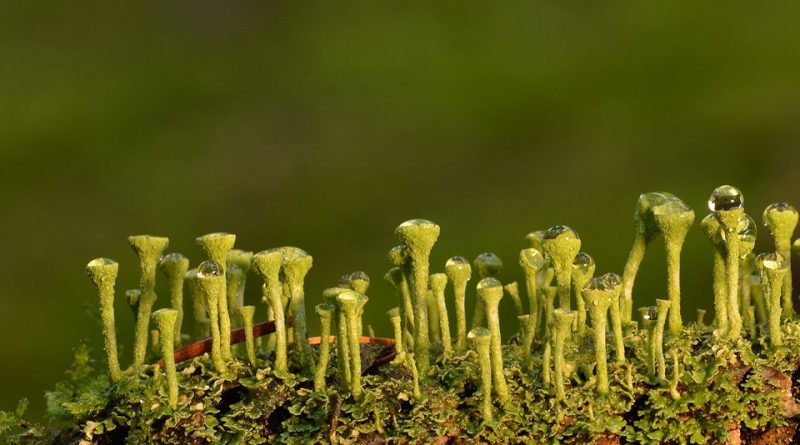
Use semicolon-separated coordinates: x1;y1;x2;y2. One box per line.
2;2;800;419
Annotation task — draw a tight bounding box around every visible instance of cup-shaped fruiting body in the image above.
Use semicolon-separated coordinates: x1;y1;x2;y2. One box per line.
700;213;728;334
582;276;615;394
709;185;747;339
756;252;789;347
763;202;798;318
571;252;595;336
238;305;257;366
86;258;123;382
395;219;440;377
468;327;493;422
542;226;581;312
429;273;452;355
281;247;314;369
638;307;657;380
470;252;503;329
445;256;471;352
520;248;545;346
159;253;189;345
601;273;625;365
477;277;509;404
195;260;227;373
251;249;289;377
653;199;695;334
337;290;363;399
227;249;253;308
553;309;576;400
621;193;675;324
314;303;334;392
654;299;671;382
386;307;405;364
152;308;179;408
128;235;169;369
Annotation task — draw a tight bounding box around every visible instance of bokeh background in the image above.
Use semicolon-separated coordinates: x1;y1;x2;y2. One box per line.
2;2;800;418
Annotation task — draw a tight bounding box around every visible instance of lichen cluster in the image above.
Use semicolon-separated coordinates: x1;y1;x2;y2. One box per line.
3;186;800;444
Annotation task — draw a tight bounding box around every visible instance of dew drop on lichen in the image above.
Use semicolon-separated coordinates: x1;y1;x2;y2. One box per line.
544;225;579;240
708;185;743;212
572;252;594;272
197;260;223;277
755;252;787;271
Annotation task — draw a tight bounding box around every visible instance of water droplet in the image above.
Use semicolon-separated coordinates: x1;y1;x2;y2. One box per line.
645;306;658;320
446;256;469;268
397;218;436;230
159;252;186;265
197;260;223;277
652;199;692;217
572;252;594;272
525;230;547;249
755;252;787;271
543;225;579;240
520;248;545;270
349;271;369;283
467;326;491;339
708;185;743;212
87;258;116;269
736;214;756;241
282;246;310;261
476;277;502;291
387;245;408;265
765;202;795;214
584;276;611;292
473;252;503;278
602;273;622;289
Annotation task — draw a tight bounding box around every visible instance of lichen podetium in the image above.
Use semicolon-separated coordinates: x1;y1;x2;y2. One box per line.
7;185;800;445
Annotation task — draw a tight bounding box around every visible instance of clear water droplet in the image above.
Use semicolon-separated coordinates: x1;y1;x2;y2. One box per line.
764;202;794;214
571;251;594;272
602;272;622;289
736;214;757;242
584;276;611;292
87;258;116;269
446;256;469;267
543;225;579;240
755;252;787;271
159;252;186;265
708;185;743;212
476;277;502;291
473;252;503;278
197;260;223;277
520;248;545;270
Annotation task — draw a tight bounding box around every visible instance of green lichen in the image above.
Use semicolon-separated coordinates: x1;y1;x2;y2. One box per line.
9;185;800;445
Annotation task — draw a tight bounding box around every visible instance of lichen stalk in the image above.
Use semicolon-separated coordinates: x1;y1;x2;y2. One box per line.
468;327;493;422
128;235;169;369
282;247;315;371
445;256;471;352
251;250;289;377
756;253;788;348
763;203;798;319
158;253;189;344
152;308;179;408
337;291;363;399
519;248;544;346
429;273;452;355
553;309;575;400
395;219;440;377
314;304;334;392
195;260;227;373
387;307;405;364
654;203;694;335
701;214;728;334
621;232;647;326
571;252;595;336
238;305;257;367
470;252;502;329
425;290;441;344
184;269;209;338
477;277;509;404
583;277;614;394
638;308;656;380
541;226;581;312
716;208;745;339
654;299;671;383
604;273;625;365
86;258;123;382
196;233;236;362
227;249;253;309
225;264;244;328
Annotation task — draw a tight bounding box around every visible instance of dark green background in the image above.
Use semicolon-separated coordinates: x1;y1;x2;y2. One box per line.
2;2;800;418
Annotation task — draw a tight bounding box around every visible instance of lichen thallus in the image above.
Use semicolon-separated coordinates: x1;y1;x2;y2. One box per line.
84;186;799;423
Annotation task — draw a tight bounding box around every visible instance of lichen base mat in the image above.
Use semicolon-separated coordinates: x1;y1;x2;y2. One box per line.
3;185;800;444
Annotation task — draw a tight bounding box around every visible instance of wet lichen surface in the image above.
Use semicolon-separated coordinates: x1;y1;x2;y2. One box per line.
3;186;800;444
